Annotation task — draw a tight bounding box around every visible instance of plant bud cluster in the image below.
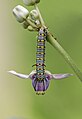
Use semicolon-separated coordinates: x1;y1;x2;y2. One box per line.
13;0;40;31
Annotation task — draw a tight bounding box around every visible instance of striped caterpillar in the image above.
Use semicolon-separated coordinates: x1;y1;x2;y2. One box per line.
9;27;73;95
32;27;47;94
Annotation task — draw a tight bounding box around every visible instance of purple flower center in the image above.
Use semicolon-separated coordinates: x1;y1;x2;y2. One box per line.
32;75;50;94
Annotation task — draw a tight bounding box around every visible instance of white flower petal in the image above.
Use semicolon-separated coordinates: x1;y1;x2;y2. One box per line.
23;0;33;6
23;0;40;6
8;70;29;79
52;73;73;79
29;70;36;79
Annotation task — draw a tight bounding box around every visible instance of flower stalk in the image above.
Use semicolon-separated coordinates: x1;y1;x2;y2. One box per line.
26;18;38;30
47;33;82;81
34;4;45;27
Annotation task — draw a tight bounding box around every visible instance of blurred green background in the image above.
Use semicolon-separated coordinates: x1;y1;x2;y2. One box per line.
0;0;82;119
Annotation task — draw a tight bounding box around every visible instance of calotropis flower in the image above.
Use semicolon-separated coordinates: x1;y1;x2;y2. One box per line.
23;0;40;6
13;5;29;23
8;70;73;95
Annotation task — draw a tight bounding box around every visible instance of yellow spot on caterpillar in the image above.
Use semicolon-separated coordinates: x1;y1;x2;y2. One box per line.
36;58;44;60
38;40;45;42
42;33;44;36
37;46;45;48
36;52;44;54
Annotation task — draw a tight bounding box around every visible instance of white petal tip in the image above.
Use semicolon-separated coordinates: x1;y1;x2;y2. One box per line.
52;73;73;79
69;74;73;76
8;70;16;75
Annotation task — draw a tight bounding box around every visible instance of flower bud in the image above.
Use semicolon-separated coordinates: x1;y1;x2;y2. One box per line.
23;0;40;6
22;21;29;29
30;9;39;20
27;25;35;31
13;5;29;23
35;19;40;25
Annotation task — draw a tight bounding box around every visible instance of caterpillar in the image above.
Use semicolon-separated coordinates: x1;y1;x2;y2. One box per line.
9;27;73;95
36;27;46;79
32;27;47;94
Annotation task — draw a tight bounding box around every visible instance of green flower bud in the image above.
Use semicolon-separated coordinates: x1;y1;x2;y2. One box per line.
23;0;40;6
13;5;29;23
22;21;29;29
27;25;35;31
30;9;39;20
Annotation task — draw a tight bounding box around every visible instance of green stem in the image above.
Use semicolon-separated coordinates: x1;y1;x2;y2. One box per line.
26;19;38;30
47;33;82;81
34;4;45;27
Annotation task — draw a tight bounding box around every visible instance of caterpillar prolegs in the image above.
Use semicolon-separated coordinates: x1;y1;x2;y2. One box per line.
9;27;73;95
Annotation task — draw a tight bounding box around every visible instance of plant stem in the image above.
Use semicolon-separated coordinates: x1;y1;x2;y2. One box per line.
26;19;38;30
34;4;45;27
47;32;82;81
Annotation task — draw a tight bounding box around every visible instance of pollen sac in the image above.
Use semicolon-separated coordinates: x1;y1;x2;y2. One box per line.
13;5;29;23
23;0;40;6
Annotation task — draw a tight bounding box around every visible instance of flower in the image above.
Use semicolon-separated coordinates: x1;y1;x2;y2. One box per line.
13;5;29;23
23;0;40;6
8;70;73;95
